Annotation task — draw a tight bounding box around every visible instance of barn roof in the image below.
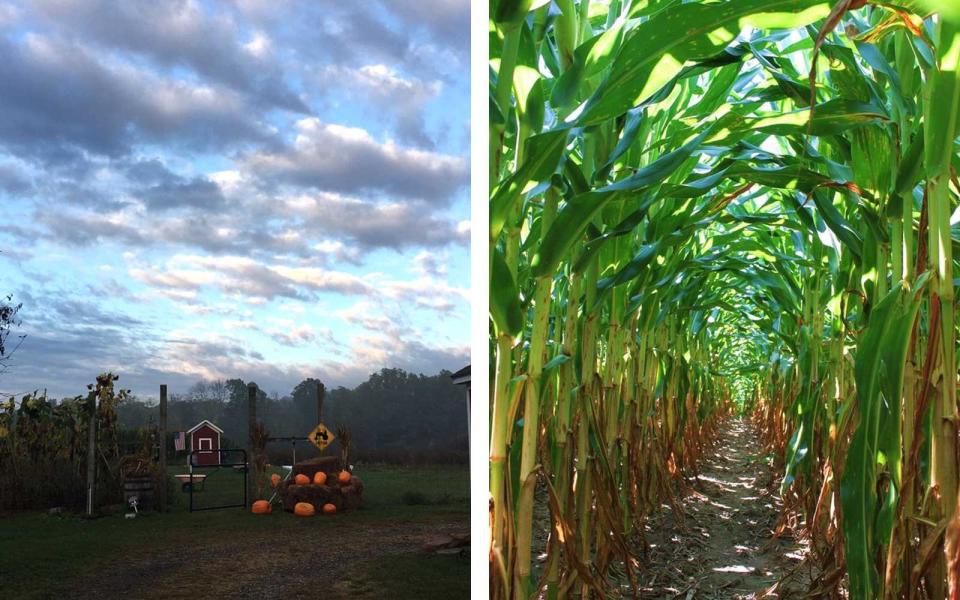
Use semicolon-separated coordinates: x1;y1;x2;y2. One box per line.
450;364;470;385
187;419;224;435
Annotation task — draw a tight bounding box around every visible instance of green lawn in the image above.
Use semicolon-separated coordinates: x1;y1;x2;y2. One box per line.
339;554;471;600
165;463;469;512
0;465;470;599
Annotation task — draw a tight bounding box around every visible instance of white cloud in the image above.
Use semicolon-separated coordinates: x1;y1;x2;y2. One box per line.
244;31;272;58
337;301;399;334
313;64;443;147
269;323;316;346
129;254;376;300
246;118;467;202
413;250;447;277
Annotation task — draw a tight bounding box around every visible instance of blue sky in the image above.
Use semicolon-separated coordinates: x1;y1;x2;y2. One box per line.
0;0;470;399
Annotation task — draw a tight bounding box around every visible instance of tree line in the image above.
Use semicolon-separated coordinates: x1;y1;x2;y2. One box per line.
116;368;469;462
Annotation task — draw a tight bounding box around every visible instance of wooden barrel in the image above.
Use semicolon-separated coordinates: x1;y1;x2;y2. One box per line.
123;476;154;509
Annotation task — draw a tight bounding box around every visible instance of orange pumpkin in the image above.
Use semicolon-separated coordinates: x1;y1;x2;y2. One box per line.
313;471;327;485
322;503;337;515
270;473;280;488
338;470;351;484
294;474;310;485
251;500;272;515
294;502;315;517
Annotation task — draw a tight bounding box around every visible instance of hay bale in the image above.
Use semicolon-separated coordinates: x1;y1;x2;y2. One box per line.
341;476;364;510
278;470;363;512
290;456;341;480
281;483;338;511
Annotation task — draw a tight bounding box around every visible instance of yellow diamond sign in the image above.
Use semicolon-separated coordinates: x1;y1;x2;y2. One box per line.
308;423;335;451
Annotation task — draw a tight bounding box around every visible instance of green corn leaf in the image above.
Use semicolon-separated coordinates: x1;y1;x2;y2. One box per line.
573;0;831;126
490;249;524;337
532;128;712;276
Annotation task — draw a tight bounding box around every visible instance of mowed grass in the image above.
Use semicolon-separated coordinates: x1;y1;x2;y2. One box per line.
338;554;470;600
0;465;469;599
168;462;470;513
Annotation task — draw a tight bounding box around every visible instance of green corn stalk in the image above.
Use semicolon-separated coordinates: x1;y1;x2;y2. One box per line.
921;16;959;598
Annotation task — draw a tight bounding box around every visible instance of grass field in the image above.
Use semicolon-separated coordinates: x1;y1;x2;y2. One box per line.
0;465;470;599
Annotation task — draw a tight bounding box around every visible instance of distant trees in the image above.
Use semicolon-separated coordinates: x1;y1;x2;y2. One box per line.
291;377;325;423
115;368;467;458
187;379;228;403
343;368;465;452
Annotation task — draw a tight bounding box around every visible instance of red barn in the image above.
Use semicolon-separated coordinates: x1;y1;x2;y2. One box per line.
187;420;223;466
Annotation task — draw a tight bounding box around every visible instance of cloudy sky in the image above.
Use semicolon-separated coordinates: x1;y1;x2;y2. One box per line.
0;0;470;399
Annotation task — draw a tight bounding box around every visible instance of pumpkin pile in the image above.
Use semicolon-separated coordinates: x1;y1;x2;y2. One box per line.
276;456;363;515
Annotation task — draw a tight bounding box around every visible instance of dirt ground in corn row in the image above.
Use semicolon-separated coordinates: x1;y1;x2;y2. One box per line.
70;516;468;600
637;417;814;599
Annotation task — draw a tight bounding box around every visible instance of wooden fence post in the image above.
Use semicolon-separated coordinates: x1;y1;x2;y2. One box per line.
247;382;257;506
158;384;167;512
85;391;97;516
316;381;324;424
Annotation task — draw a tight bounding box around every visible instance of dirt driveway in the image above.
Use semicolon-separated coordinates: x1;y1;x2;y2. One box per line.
72;515;469;600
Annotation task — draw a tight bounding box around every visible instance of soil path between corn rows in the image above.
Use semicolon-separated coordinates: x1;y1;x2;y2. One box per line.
637;417;813;599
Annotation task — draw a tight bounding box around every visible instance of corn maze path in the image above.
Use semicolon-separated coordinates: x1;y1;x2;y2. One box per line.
635;418;814;599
